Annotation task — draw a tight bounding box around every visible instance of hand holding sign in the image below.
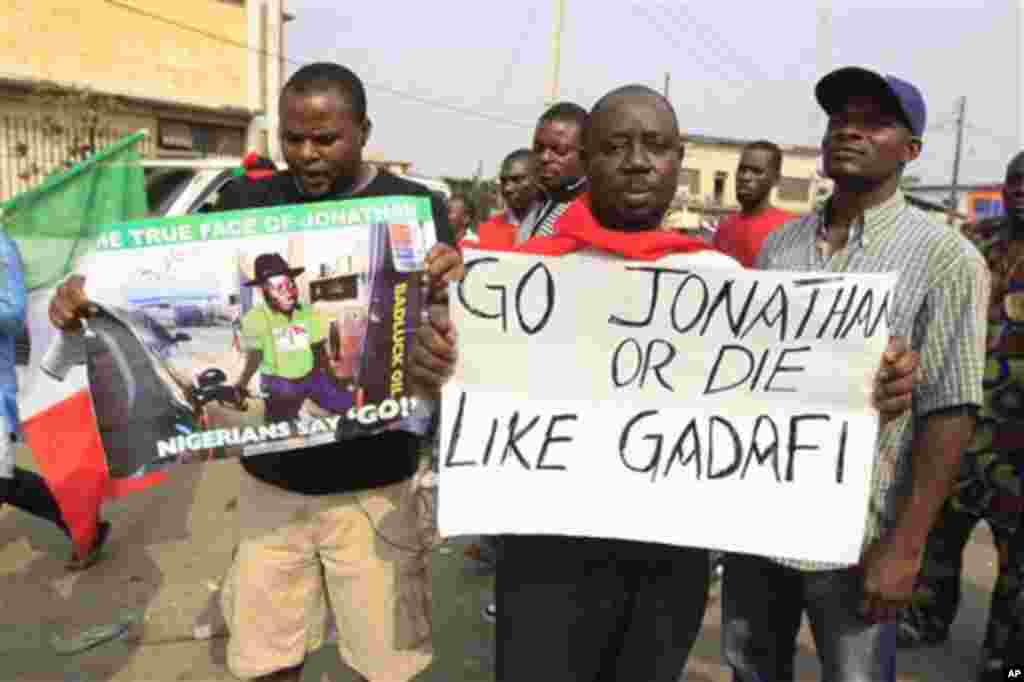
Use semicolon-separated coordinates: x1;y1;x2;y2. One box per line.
409;304;457;399
873;337;920;426
423;243;464;305
48;274;98;331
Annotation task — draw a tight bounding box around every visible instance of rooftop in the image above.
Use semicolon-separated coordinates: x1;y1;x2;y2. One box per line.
681;133;820;156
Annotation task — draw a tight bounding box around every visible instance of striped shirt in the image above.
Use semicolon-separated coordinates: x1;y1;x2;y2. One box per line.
756;190;990;571
516;177;588;244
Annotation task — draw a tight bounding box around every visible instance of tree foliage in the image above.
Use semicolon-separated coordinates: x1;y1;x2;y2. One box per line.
442;176;500;223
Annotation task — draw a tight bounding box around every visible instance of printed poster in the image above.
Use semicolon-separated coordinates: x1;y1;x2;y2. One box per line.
20;196;437;480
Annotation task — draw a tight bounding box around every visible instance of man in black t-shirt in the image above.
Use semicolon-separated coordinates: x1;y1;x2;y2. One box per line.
49;63;463;682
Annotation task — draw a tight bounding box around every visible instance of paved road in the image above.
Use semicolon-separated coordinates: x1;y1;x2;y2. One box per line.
0;451;1004;681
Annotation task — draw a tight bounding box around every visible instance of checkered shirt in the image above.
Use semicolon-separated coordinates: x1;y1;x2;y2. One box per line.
756;190;990;571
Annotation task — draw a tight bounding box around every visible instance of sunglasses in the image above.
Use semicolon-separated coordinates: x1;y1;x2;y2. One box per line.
265;275;297;295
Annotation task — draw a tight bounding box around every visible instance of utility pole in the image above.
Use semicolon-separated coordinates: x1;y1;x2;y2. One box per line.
547;0;565;107
949;96;967;225
814;1;832;136
266;0;284;164
663;72;671;99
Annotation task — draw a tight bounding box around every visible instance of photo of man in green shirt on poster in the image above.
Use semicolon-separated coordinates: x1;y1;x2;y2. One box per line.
234;252;354;424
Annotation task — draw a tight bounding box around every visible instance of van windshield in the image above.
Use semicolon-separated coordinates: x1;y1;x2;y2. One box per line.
144;168;197;216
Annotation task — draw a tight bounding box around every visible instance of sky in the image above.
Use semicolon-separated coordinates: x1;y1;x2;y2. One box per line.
284;0;1019;186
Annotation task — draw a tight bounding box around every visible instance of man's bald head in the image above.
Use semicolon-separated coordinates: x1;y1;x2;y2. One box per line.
584;84;685;232
587;85;680;151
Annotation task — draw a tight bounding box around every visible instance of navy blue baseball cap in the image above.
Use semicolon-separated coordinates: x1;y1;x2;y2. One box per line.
815;66;927;139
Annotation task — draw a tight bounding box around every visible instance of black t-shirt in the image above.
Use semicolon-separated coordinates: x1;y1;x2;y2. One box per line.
212;169;454;495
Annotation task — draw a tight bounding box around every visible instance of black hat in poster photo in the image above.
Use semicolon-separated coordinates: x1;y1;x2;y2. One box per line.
244;253;306;287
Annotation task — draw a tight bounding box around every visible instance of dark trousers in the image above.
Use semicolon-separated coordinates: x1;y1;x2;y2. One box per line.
722;553;896;682
495;535;710;682
0;467;68;535
261;369;353;423
479;535;502;562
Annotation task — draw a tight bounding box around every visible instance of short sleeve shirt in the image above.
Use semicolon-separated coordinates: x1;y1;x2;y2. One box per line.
240;304;324;380
712;207;796;268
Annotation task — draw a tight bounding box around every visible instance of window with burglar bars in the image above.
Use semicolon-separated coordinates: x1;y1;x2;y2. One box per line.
679;168;700;197
0;114;155;200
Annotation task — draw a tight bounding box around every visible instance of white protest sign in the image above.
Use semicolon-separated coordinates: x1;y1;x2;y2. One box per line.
439;250;898;565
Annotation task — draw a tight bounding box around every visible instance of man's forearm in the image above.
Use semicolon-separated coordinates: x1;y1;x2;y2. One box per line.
892;408;976;554
428;281;450;306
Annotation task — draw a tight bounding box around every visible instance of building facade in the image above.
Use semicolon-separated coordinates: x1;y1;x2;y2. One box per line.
0;0;290;199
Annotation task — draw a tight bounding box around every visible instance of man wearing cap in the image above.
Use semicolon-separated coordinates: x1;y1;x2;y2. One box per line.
896;150;1024;681
721;67;989;681
233;252;352;423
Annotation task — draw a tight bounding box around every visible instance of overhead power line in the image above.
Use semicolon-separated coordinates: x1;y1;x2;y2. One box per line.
103;0;534;129
666;2;770;83
964;122;1018;148
631;3;748;91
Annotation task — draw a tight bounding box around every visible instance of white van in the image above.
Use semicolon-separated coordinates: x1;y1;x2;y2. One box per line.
143;158;246;217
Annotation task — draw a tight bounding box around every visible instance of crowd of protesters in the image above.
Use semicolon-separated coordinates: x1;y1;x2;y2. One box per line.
16;54;1020;682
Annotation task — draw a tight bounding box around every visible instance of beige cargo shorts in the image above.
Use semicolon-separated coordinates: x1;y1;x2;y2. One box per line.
221;470;436;681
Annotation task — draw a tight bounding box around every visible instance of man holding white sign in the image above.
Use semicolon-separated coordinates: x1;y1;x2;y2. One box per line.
410;85;921;682
719;68;990;682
